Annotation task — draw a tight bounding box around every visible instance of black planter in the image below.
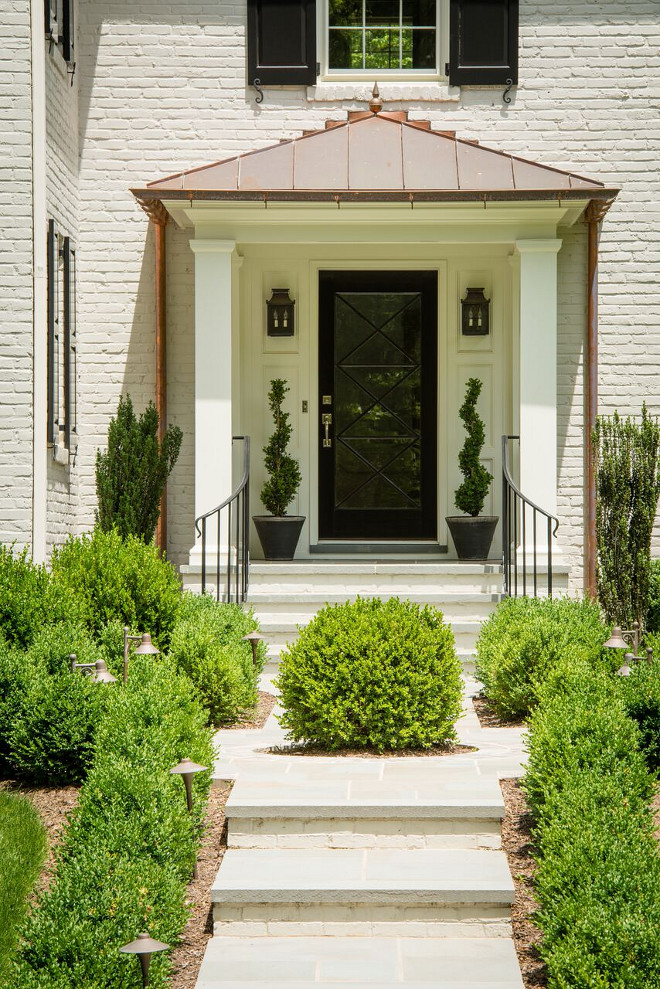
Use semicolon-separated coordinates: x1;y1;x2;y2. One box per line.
253;516;305;561
445;516;499;561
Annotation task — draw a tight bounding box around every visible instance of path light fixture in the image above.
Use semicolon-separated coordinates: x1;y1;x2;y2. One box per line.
69;653;117;683
604;623;653;676
119;932;169;987
242;630;265;667
170;757;209;878
123;628;159;685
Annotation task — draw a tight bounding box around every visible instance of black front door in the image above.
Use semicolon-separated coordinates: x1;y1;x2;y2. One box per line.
318;270;437;540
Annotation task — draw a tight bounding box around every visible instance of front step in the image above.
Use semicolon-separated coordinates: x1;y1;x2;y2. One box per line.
211;847;514;937
247;592;503;620
258;617;485;655
196;936;524;988
248;562;505;595
225;773;504;850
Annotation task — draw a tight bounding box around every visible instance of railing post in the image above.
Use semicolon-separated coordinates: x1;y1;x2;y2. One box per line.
502;436;509;596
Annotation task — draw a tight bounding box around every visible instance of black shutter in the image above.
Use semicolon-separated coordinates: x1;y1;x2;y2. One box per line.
47;220;56;446
449;0;518;86
44;0;58;39
62;0;74;64
247;0;317;86
63;238;74;450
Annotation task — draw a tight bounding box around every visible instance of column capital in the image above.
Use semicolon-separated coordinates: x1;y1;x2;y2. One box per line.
515;239;563;255
190;239;238;255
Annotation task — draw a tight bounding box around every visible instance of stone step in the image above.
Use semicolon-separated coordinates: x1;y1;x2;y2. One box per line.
248;562;505;595
262;646;477;675
211;847;514;937
196;935;524;988
256;617;484;654
247;593;502;621
225;772;504;850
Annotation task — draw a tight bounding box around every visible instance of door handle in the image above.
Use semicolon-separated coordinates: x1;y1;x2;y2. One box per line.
322;413;332;448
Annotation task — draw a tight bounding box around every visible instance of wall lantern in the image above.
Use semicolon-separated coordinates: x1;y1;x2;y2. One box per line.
461;287;490;336
267;288;295;337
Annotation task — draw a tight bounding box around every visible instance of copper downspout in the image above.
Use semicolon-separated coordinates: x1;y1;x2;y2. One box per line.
153;211;168;553
585;202;601;599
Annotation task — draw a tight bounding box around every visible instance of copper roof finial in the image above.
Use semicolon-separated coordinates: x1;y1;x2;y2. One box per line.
369;81;383;114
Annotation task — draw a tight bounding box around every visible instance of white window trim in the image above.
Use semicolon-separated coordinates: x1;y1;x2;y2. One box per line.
317;0;449;83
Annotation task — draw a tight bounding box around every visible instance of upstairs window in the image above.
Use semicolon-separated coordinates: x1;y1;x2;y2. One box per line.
47;221;77;457
328;0;437;73
45;0;75;66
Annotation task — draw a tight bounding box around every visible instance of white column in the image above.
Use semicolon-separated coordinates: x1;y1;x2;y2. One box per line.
516;239;562;519
189;239;239;562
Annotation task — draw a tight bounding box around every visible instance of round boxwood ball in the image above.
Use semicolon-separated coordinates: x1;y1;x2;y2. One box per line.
276;597;463;752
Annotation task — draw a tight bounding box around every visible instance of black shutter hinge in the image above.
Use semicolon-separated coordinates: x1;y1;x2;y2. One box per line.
68;60;76;86
445;62;450;77
316;61;321;76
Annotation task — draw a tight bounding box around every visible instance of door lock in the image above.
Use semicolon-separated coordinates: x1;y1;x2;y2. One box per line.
322;413;332;448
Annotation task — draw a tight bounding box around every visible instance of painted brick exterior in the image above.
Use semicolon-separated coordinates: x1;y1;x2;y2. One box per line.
0;0;33;547
2;1;659;587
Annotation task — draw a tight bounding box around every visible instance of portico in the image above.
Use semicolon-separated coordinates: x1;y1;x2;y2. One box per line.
133;108;617;574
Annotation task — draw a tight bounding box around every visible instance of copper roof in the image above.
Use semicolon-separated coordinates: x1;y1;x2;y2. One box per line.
132;110;618;209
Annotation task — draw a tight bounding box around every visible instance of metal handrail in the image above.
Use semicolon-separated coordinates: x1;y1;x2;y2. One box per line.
502;435;559;598
194;435;250;602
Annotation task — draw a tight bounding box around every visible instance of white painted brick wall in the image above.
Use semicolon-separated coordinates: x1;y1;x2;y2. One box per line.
4;0;658;586
0;1;33;548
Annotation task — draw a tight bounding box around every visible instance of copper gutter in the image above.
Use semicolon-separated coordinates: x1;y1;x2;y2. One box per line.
150;205;169;553
585;200;607;599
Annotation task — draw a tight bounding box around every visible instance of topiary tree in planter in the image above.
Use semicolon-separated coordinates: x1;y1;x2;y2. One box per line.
446;377;498;559
253;379;304;560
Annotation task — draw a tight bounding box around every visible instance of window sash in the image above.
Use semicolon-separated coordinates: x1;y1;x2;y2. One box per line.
325;0;440;75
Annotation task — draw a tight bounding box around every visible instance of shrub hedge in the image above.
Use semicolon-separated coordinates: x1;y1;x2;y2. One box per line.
168;593;262;726
647;559;660;634
475;596;609;719
277;597;462;751
12;655;214;988
49;529;182;651
617;654;660;773
0;546;51;649
518;619;660;986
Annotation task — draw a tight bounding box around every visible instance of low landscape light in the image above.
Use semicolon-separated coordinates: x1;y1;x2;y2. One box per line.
603;626;628;651
119;932;169;987
241;630;264;666
123;627;160;684
170;757;209;879
70;654;117;684
616;653;636;677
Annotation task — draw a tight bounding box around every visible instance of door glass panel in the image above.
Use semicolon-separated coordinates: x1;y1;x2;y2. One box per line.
333;290;423;511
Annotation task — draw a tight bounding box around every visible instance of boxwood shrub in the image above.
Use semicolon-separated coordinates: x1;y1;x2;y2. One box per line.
524;647;660;987
475;595;610;719
12;655;214;988
617;653;660;773
0;546;51;649
276;597;462;751
168;593;262;726
49;529;182;651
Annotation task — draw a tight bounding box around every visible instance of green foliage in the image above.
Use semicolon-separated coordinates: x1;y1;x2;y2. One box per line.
0;545;50;649
0;638;29;776
524;663;660;988
168;593;261;726
260;379;301;517
0;791;47;984
524;679;652;821
95;394;183;543
454;377;493;517
594;405;660;629
12;655;214;988
277;597;462;751
50;528;182;651
617;655;660;773
646;559;660;633
475;596;610;720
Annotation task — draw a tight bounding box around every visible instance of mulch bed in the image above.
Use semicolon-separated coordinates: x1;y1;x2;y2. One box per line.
225;691;277;730
168;781;232;989
0;780;80;896
262;742;478;758
473;694;525;729
500;778;546;989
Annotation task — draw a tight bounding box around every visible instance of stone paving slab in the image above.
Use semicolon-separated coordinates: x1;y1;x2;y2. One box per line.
210;848;514;904
196;936;524;987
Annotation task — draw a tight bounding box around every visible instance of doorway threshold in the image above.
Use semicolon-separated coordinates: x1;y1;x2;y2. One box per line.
310;542;448;555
